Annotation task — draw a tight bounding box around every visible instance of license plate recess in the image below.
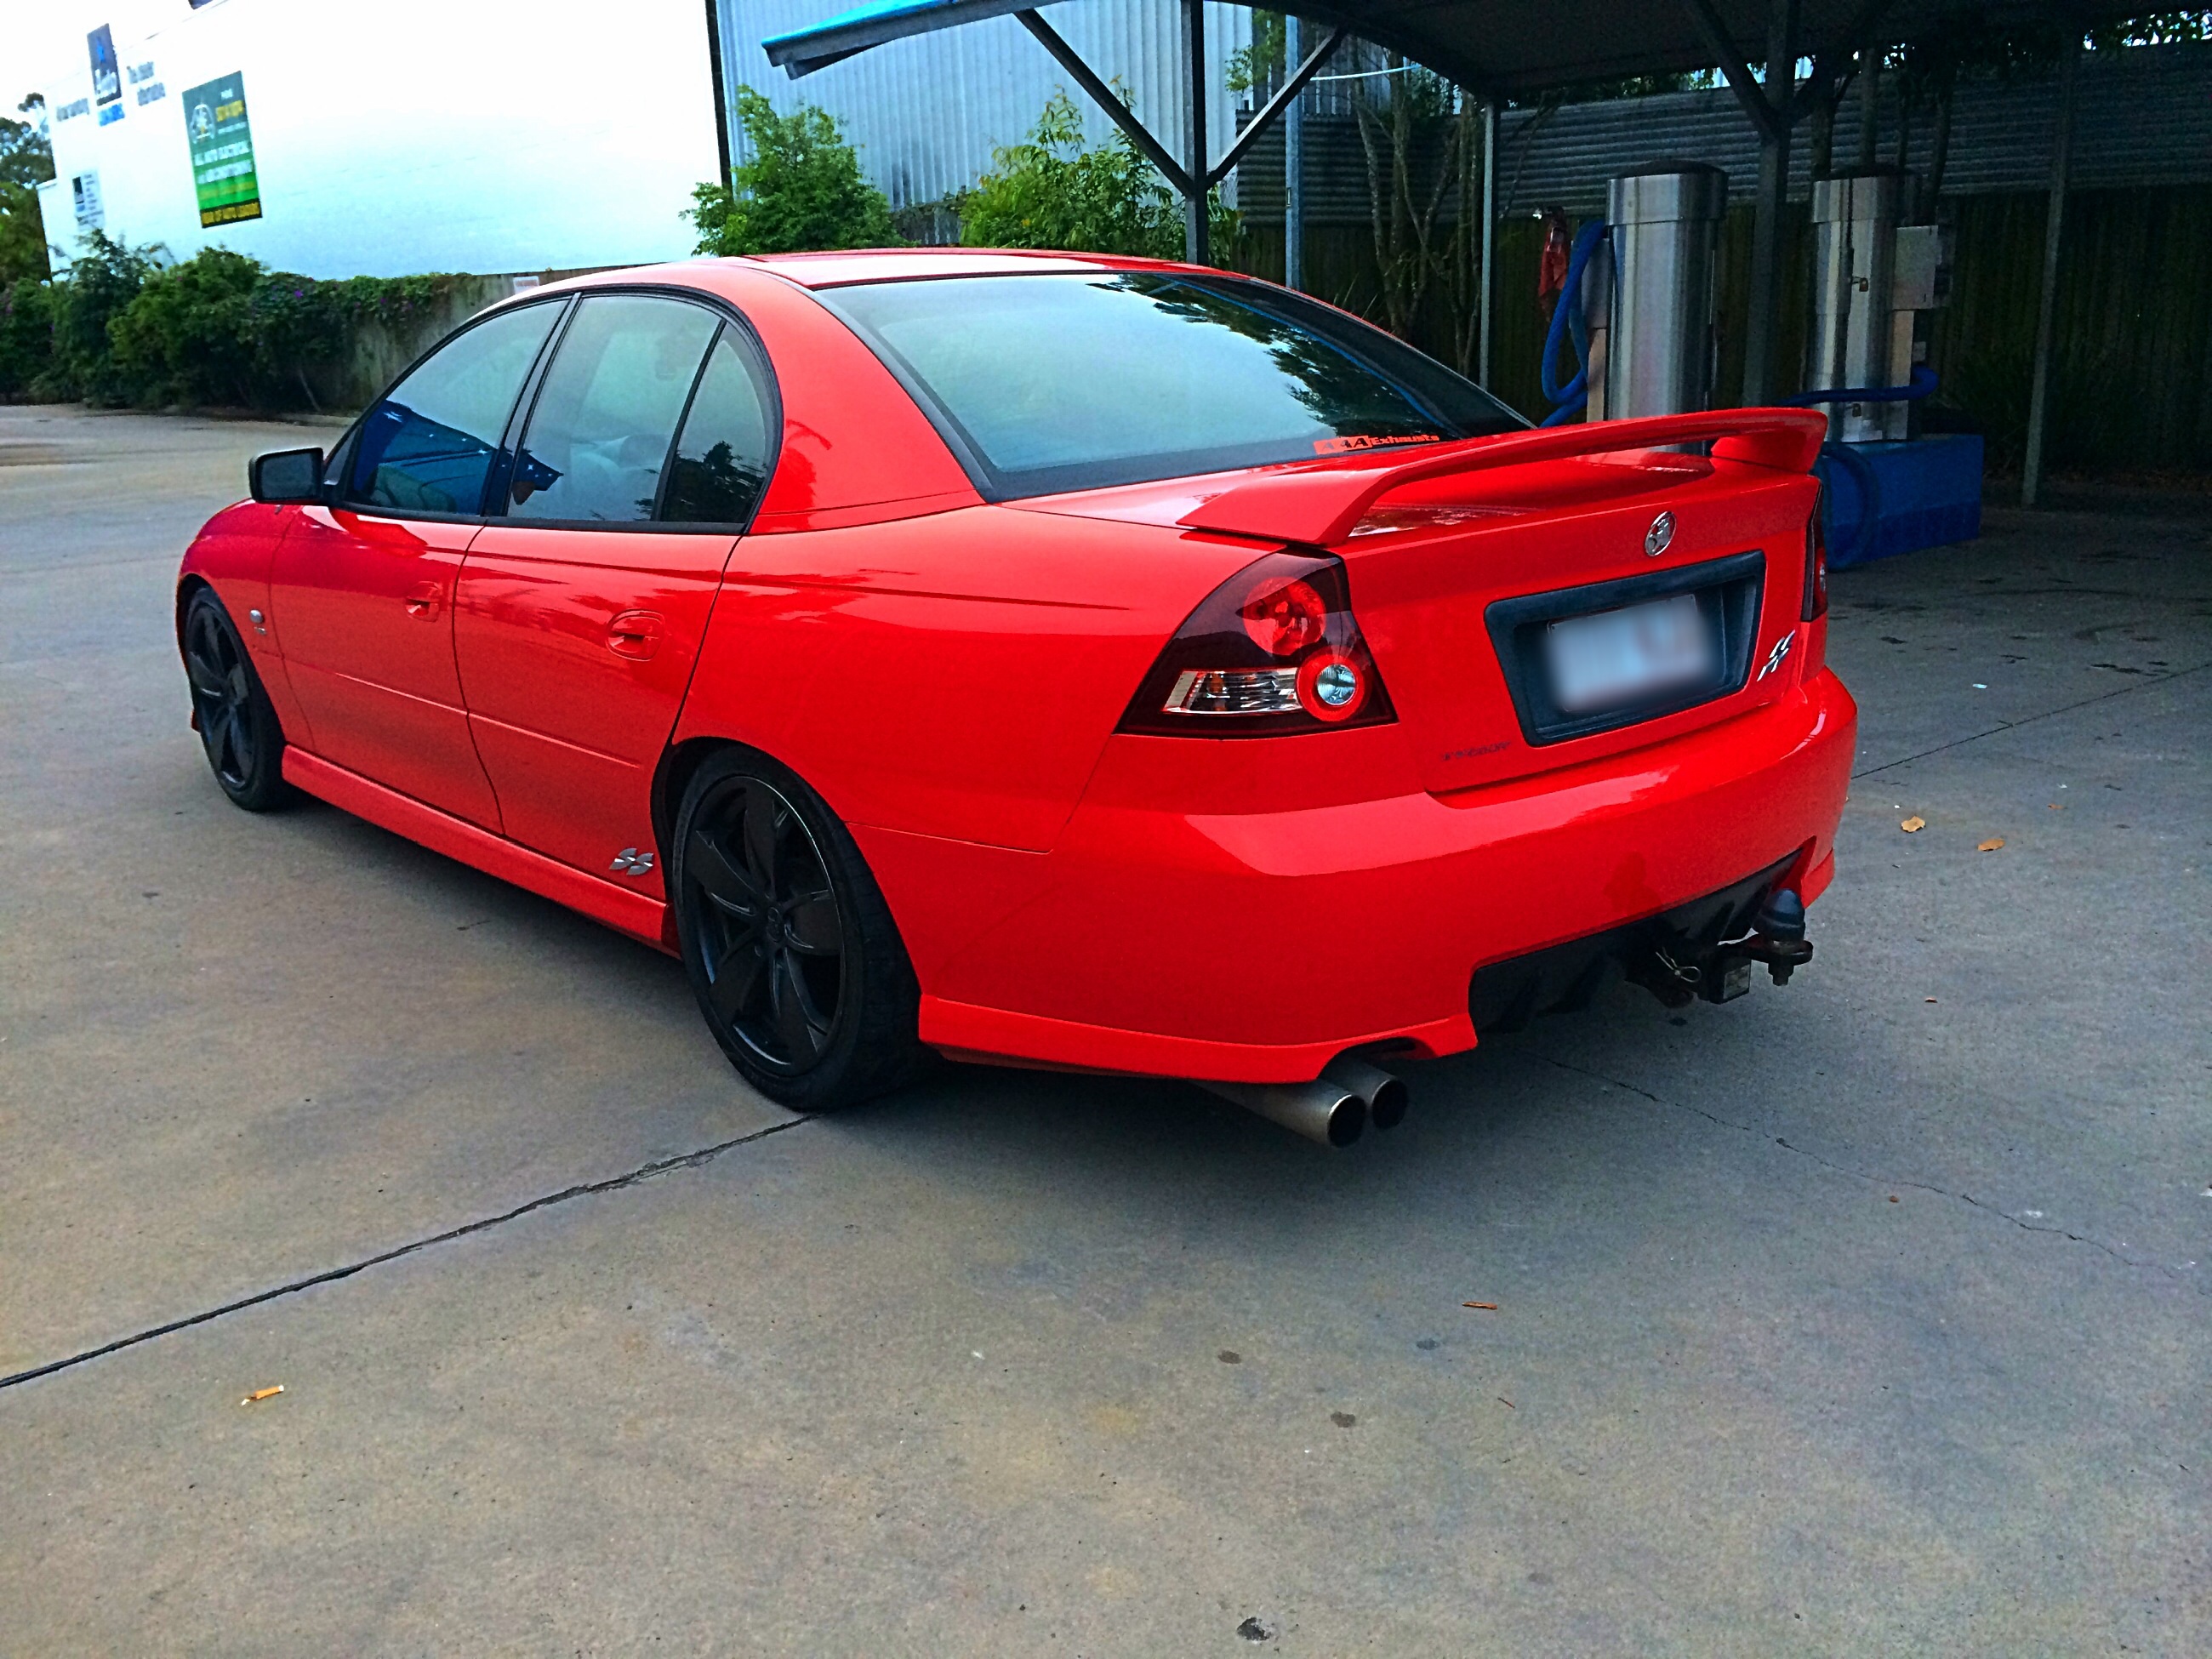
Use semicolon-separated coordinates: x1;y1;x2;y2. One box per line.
1484;550;1766;745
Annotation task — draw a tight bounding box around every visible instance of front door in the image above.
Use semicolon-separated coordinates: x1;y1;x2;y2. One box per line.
270;299;564;828
456;294;778;892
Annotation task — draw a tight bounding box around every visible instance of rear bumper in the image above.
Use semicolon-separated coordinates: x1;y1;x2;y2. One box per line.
910;669;1857;1083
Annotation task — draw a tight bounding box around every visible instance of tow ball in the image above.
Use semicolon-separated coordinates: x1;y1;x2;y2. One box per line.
1632;888;1815;1007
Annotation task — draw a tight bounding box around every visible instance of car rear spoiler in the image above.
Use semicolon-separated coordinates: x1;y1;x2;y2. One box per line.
1177;409;1828;547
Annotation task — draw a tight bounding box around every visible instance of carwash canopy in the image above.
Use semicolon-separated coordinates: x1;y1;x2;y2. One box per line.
764;0;2141;409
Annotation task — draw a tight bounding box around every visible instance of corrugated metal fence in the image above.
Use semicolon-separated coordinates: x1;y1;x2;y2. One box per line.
1238;42;2212;223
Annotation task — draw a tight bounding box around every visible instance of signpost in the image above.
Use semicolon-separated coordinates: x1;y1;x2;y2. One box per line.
184;74;262;228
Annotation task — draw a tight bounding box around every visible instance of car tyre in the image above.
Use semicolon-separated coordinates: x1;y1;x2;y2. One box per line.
671;748;929;1110
182;585;293;812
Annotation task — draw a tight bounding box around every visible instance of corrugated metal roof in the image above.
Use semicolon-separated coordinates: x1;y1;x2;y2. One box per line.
719;0;1251;209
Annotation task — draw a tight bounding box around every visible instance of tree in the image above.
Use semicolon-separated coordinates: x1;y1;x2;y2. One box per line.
959;92;1236;259
687;86;899;255
1349;60;1463;341
48;231;162;403
2;98;56;285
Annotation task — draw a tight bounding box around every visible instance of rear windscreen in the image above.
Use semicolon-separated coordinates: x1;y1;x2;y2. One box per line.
818;271;1525;499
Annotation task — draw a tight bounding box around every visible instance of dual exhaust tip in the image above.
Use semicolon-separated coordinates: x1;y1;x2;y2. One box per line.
1200;1057;1408;1148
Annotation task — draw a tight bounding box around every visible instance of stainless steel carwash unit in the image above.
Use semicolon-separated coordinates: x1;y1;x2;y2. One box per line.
1808;168;1953;442
1585;162;1729;421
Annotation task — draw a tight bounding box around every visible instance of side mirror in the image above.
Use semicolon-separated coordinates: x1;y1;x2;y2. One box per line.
250;447;325;505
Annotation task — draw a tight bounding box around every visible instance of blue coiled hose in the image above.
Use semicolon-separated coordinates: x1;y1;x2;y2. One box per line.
1539;219;1609;426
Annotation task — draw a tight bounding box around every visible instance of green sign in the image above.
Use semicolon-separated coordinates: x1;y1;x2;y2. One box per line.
184;73;260;228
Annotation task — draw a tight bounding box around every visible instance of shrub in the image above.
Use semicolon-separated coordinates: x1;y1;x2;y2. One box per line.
110;245;262;404
687;86;900;254
8;237;477;409
958;92;1236;260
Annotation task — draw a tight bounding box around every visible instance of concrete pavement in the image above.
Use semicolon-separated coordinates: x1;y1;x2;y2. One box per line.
2;406;2205;1655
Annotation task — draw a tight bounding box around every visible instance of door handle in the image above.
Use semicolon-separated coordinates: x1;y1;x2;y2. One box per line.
403;581;443;619
607;610;664;661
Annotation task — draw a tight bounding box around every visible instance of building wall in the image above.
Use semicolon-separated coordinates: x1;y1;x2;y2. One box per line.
717;0;1252;209
36;0;721;277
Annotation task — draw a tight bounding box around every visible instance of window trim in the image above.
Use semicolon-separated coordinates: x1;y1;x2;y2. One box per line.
325;285;782;536
812;269;1526;505
328;294;573;525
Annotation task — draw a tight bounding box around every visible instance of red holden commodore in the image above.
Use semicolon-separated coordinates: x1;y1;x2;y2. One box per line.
178;250;1852;1144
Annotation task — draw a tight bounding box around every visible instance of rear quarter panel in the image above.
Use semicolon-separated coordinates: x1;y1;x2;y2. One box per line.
675;506;1271;851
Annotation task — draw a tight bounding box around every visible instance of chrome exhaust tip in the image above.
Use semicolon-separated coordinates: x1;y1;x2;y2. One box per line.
1200;1078;1366;1147
1322;1057;1409;1131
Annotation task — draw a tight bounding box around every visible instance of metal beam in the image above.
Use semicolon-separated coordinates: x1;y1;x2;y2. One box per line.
1014;10;1195;198
1207;25;1348;185
2021;32;2078;509
1683;0;1784;143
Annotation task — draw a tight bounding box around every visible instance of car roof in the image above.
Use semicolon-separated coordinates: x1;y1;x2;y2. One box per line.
722;248;1195;288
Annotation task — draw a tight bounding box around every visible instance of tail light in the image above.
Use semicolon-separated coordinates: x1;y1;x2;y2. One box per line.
1802;500;1829;622
1117;551;1395;738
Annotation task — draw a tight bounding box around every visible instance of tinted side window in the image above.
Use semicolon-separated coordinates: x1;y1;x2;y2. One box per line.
661;330;775;524
346;302;561;514
507;295;719;522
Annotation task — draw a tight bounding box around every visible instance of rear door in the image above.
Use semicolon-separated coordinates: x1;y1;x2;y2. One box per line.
455;293;778;892
271;299;564;826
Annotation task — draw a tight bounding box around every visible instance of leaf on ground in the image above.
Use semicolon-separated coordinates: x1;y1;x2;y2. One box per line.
1901;816;1925;832
1977;837;2006;852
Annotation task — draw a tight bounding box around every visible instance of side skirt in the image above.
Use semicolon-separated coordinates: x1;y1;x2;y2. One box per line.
282;749;674;953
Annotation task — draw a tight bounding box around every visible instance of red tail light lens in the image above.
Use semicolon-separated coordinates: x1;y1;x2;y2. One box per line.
1803;503;1829;621
1241;577;1328;656
1119;551;1394;738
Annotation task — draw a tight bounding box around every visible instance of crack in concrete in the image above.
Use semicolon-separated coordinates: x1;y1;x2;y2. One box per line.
1532;1052;2203;1291
1850;657;2210;779
0;1117;808;1394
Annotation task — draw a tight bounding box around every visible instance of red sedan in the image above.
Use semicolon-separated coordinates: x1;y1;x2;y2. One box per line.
178;250;1853;1143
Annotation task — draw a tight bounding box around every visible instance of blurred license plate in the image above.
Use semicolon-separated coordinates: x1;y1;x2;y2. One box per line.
1545;594;1714;713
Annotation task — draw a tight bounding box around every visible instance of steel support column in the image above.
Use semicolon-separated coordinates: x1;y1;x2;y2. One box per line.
1183;0;1210;265
2021;32;2078;509
1479;99;1497;388
1742;0;1800;406
1285;14;1304;291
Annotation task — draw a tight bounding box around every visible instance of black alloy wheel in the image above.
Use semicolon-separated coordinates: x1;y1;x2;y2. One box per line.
672;750;926;1110
182;588;290;812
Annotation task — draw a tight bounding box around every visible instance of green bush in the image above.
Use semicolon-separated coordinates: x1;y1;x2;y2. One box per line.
5;236;475;409
50;231;162;404
110;245;263;404
958;93;1236;260
687;86;900;254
